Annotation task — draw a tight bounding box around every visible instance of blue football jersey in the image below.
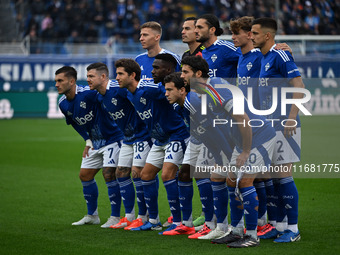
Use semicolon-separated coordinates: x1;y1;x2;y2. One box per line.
198;78;276;150
97;80;150;144
185;91;234;164
135;49;182;79
58;85;124;150
127;79;189;145
258;44;302;130
237;48;263;109
202;40;240;83
174;96;201;145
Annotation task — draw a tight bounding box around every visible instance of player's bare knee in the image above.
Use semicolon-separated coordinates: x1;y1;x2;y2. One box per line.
116;166;131;178
79;168;98;181
102;167;116;182
178;164;191;182
131;167;142;179
226;177;236;187
161;167;178;182
238;177;255;188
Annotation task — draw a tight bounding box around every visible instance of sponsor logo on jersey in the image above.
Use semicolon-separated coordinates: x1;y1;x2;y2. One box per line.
211;54;217;63
111;98;117;105
247;62;253;71
134;154;142;159
80;101;86;109
109;109;125;121
75;110;94;125
67;111;72;116
140;65;144;71
137;109;152;120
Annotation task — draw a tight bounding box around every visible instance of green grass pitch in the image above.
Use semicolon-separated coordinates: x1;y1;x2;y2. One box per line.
0;116;339;254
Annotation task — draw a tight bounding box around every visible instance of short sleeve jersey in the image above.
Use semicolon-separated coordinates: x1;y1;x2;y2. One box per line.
258;44;301;130
202;39;240;83
237;48;263;109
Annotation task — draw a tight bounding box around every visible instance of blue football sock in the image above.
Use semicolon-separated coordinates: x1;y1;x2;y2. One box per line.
178;181;193;222
254;181;267;221
164;179;181;223
211;181;228;224
133;178;147;216
118;177;135;215
196;178;214;221
82;179;98;215
228;186;244;228
264;179;277;223
280;177;299;225
240;186;259;231
142;178;158;220
274;179;286;224
106;180;121;217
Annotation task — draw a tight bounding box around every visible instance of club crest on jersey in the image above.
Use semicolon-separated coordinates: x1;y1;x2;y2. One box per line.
211;54;217;63
265;63;270;71
80;101;86;109
208;102;213;112
111;98;117;105
247;62;253;71
140;97;146;105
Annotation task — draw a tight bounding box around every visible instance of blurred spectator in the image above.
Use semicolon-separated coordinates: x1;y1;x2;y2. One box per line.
10;0;340;46
84;24;99;43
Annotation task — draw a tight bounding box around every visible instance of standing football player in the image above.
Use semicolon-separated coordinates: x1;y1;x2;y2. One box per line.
86;62;152;230
56;66;124;228
251;17;304;243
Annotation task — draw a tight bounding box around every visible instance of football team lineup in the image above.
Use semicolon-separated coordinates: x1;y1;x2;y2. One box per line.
54;16;310;248
2;12;340;254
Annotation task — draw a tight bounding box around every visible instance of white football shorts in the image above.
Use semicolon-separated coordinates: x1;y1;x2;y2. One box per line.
272;128;301;165
146;138;189;169
81;141;122;169
118;140;152;168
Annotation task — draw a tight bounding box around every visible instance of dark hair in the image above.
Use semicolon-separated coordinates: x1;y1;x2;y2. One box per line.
198;14;224;36
115;58;141;81
164;72;189;92
154;53;177;70
184;16;197;22
55;66;77;80
230;16;254;33
253;17;277;32
181;56;209;78
86;62;109;76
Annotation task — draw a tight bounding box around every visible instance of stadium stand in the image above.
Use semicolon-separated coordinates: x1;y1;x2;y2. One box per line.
4;0;340;54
